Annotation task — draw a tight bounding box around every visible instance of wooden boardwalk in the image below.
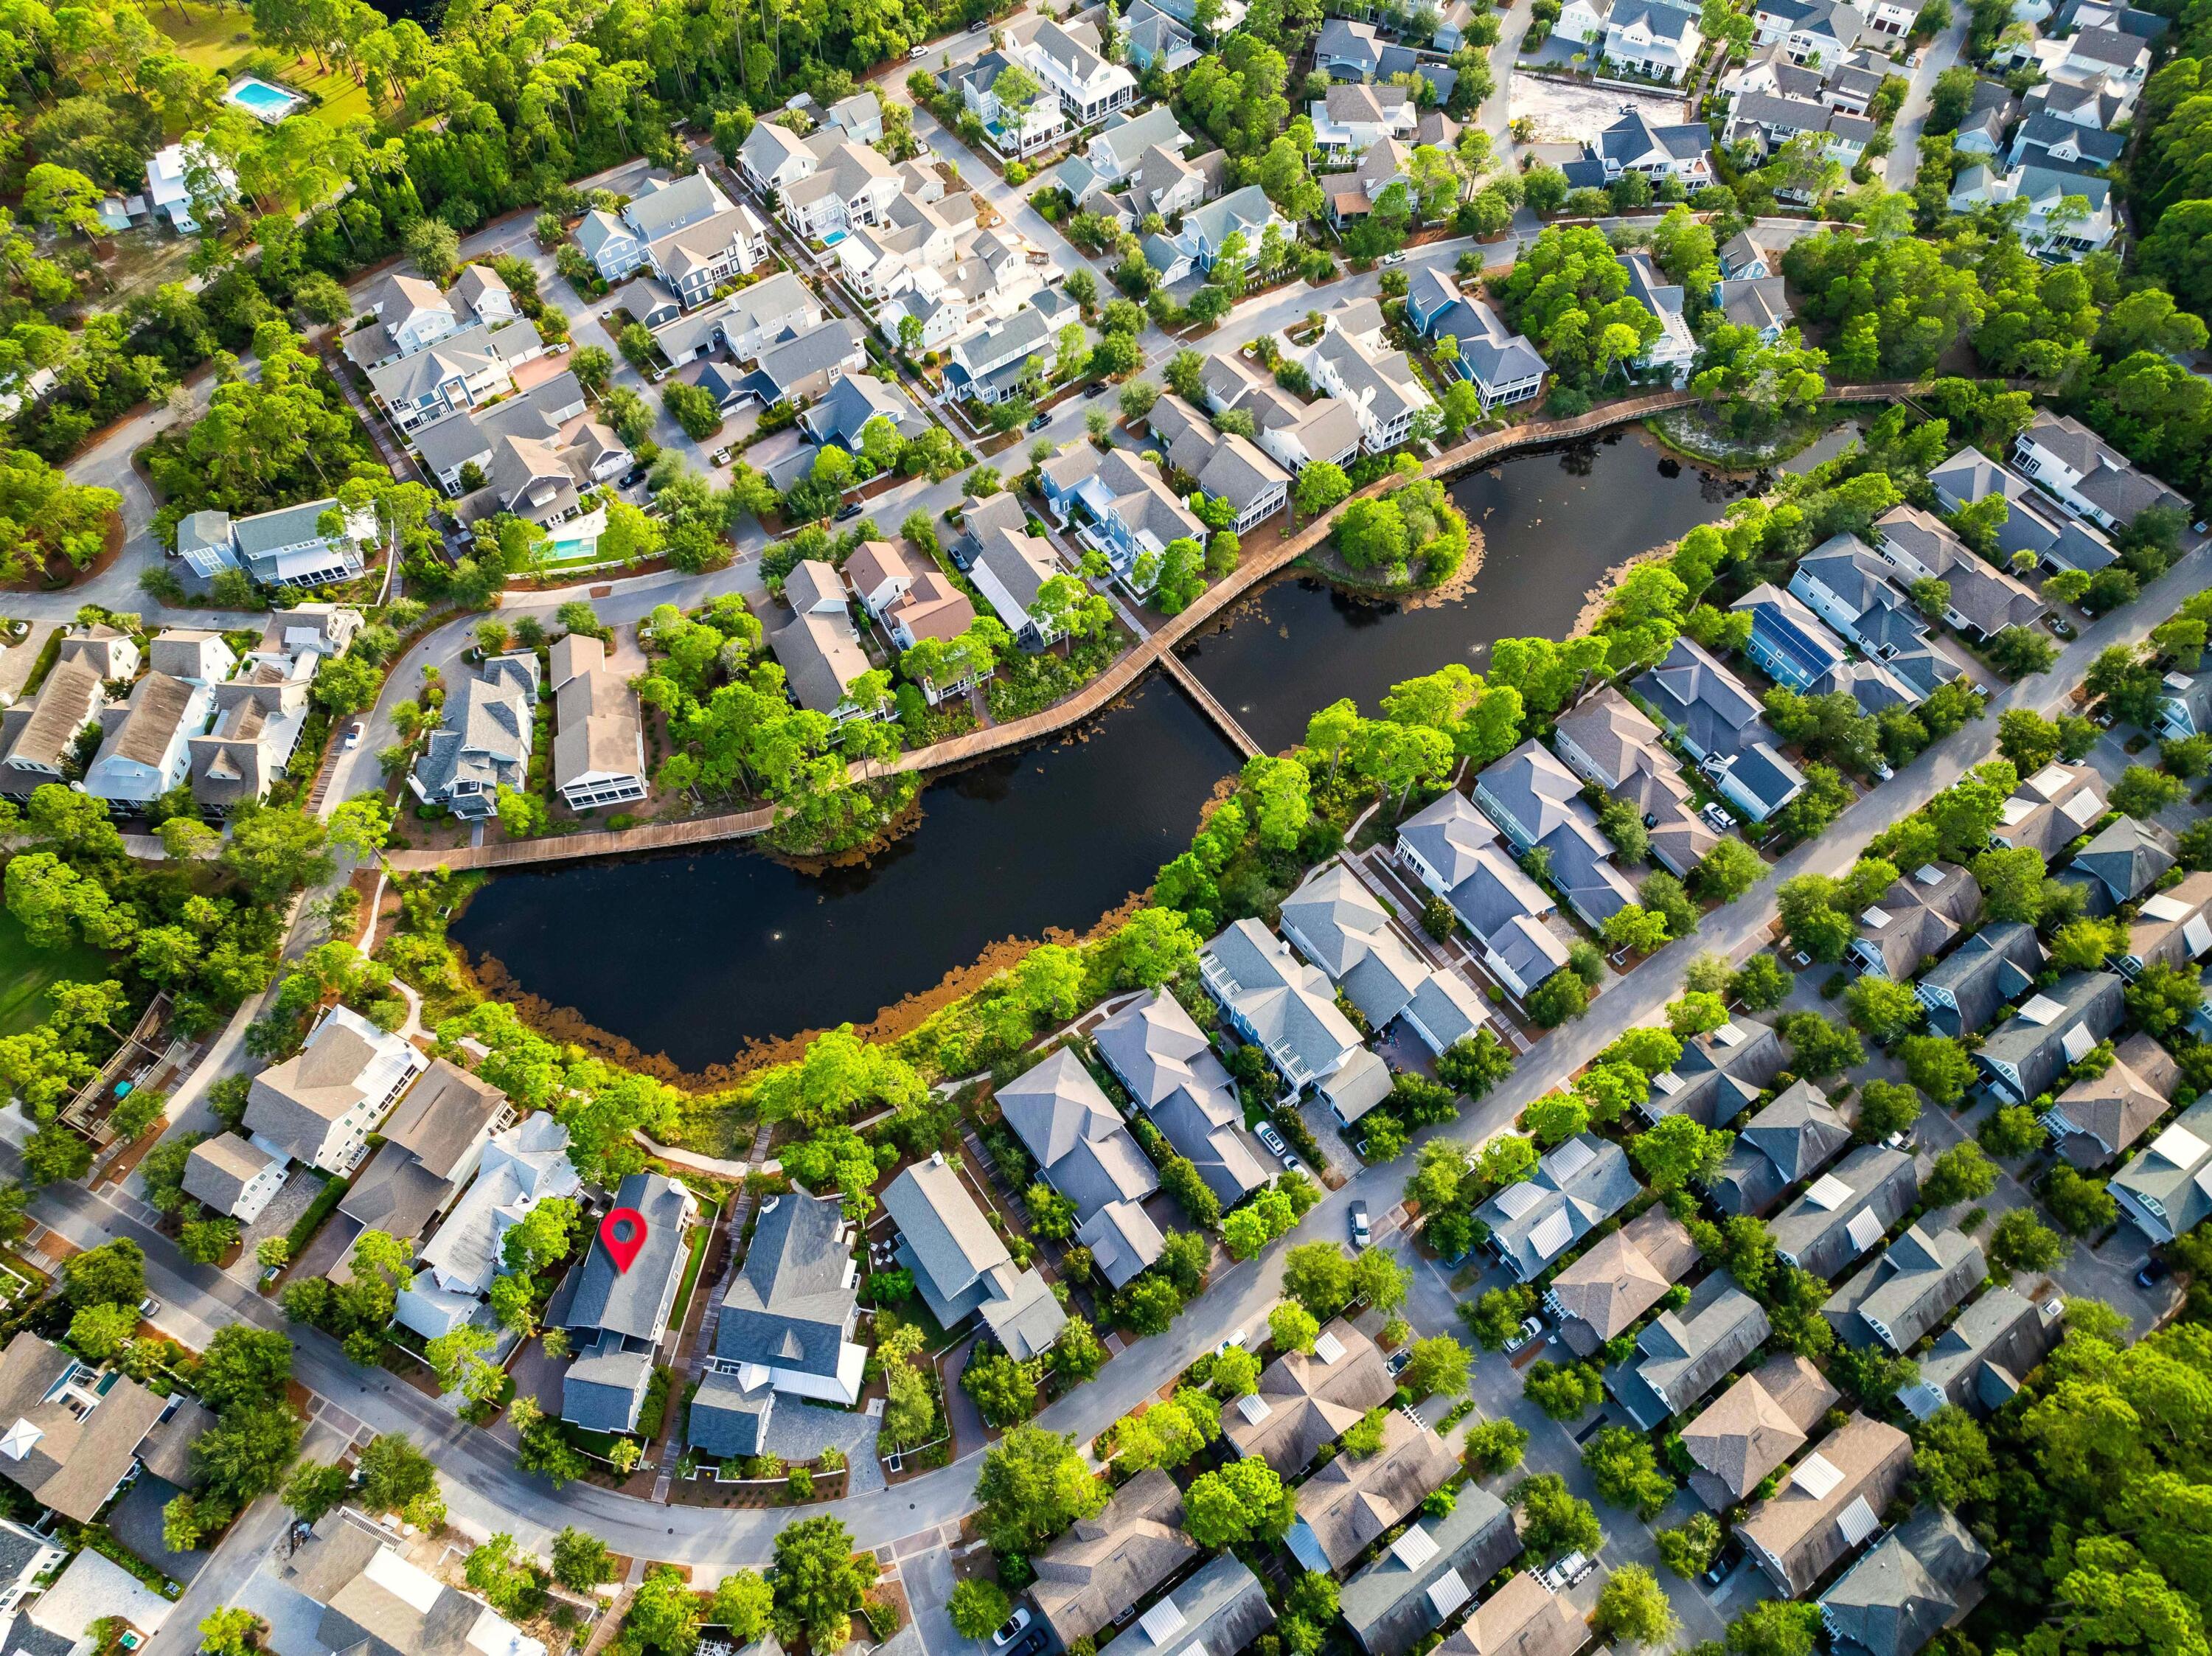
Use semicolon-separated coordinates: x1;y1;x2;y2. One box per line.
379;385;1924;875
1158;649;1261;759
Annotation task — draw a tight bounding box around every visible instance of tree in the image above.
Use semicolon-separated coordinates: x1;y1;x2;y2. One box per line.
972;1427;1105;1554
1183;1458;1295;1547
1658;1512;1724;1578
1282;1242;1354;1318
1695;838;1764;902
2044;1164;2118;1235
771;1517;874;1652
1516;1472;1604;1559
552;1528;616;1593
1594;1566;1680;1648
1899;1035;1978;1105
1990;1207;2065;1272
198;1609;261;1656
64;1238;145;1308
962;1353;1039;1427
355;1433;439;1517
2112;765;2185;819
1463;1419;1529;1477
1855;1079;1922;1142
1632;1114;1733;1191
1726;1601;1821;1656
1980;1104;2046;1159
1350;1247;1411;1315
1846;975;1925;1043
1524;1359;1604;1420
949;1581;1009;1641
627;1566;700;1656
1402;1336;1471;1398
1269;1301;1321;1353
69;1301;137;1361
1582;1427;1676;1519
282;1461;350;1524
2126;961;2205;1040
1924;1142;1998;1207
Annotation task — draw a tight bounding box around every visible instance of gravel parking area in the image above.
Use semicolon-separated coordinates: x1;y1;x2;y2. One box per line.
763;1398;885;1493
226;1170;319;1285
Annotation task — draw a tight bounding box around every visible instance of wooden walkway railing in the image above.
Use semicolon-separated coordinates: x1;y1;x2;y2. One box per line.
380;384;1927;875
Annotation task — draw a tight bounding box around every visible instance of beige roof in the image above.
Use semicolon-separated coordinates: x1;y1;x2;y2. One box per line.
182;1131;282;1213
1032;1467;1198;1646
1290;1410;1457;1570
1439;1573;1587;1656
1547;1206;1699;1351
4;655;105;773
104;672;197;766
554;650;644;792
1683;1352;1840;1507
376;1057;507;1181
1739;1412;1913;1594
846;540;912;596
0;1333;167;1523
549;632;605;688
1225;1317;1396;1472
888;571;976;645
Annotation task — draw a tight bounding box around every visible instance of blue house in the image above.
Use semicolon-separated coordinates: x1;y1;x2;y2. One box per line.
1731;582;1847;693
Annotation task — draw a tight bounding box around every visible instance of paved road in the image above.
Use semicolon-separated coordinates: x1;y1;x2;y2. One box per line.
22;528;2207;1599
1885;7;1971;188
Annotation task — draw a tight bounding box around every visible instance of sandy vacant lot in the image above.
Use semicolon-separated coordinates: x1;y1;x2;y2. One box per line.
1508;69;1692;145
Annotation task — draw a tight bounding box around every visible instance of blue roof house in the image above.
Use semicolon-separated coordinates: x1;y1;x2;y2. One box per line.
1732;582;1848;692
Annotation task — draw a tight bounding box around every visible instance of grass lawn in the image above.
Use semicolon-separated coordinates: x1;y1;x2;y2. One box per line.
157;0;377;128
667;1197;718;1331
0;911;114;1036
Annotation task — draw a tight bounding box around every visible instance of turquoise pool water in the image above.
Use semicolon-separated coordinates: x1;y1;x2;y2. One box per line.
225;77;302;119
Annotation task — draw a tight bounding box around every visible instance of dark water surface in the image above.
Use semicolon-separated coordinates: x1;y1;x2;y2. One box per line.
451;428;1763;1068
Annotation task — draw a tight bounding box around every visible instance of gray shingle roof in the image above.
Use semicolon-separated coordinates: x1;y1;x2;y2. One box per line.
559;1171;695;1343
1822;1224;1986;1353
1608;1271;1772;1428
1032;1467;1196;1646
1340;1482;1519;1656
1475;1134;1640;1280
1711;1079;1851;1217
1644;1017;1784;1130
1820;1507;1989;1656
1771;1144;1919;1280
686;1369;773;1457
1916;922;2043;1039
713;1189;855;1381
1974;970;2124;1103
1901;1285;2062;1419
1093;989;1271;1208
997;1047;1160;1221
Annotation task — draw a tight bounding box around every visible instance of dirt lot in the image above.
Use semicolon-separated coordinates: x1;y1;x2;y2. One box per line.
1507;72;1693;145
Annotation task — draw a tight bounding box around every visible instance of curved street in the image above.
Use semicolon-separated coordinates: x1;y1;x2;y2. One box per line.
14;536;2204;1609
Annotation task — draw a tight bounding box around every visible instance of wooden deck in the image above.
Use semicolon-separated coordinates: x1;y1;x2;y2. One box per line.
377;385;1923;875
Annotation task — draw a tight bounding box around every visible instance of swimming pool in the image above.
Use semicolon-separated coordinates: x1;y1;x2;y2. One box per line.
223;76;305;121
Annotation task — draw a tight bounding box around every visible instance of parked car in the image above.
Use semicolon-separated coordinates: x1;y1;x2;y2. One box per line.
619;465;649;488
1281;1153;1304;1175
1503;1315;1544;1355
993;1610;1032;1649
137;1297;160;1320
1350;1200;1369;1248
1703;1540;1745;1588
1027;412;1051;432
1699;801;1733;835
1256;1121;1290;1158
910;41;931;57
1215;1329;1248;1357
2138;1256;2172;1289
343;721;365;749
1379;251;1406;267
1537;1552;1596;1591
1387;1347;1411;1376
835;501;865;522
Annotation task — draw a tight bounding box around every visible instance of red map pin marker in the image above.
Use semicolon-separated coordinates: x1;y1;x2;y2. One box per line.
599;1207;649;1273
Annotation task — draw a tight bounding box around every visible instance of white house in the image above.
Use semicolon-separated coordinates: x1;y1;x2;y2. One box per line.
1620;252;1698;386
145;142;234;233
243;1003;429;1176
1018;16;1139;125
1291;301;1435;453
2011;411;2191;531
398;1114;580;1338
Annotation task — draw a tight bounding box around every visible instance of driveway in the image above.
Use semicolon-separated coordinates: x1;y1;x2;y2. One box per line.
1887;10;1972;186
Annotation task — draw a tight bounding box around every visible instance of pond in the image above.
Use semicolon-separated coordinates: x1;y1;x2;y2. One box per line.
449;425;1767;1071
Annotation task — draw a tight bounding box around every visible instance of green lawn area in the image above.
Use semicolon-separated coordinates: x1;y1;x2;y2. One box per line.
0;911;114;1036
158;0;376;128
